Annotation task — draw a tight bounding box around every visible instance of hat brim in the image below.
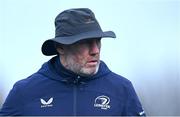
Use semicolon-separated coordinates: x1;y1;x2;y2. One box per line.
42;30;116;56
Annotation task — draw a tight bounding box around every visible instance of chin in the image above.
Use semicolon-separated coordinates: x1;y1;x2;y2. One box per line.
80;65;99;76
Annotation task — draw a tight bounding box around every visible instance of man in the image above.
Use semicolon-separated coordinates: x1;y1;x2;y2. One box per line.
0;8;145;116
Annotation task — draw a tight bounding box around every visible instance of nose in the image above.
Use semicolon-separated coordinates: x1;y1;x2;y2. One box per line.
89;40;101;56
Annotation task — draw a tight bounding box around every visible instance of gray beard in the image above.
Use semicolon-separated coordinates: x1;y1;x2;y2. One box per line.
62;57;100;77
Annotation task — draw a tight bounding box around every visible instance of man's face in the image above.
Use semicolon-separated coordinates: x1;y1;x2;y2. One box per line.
57;38;101;76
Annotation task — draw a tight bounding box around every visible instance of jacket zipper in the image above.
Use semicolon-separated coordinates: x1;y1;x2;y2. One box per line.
73;76;80;116
73;85;77;116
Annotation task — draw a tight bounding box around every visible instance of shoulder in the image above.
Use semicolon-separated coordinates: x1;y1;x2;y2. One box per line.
94;71;136;99
0;73;40;115
99;61;132;86
14;72;46;89
98;61;134;91
4;72;49;104
8;70;51;101
105;71;133;88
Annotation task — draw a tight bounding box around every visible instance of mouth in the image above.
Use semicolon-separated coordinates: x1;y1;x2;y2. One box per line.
87;60;99;66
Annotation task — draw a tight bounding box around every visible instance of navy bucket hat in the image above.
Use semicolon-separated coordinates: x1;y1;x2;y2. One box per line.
42;8;116;56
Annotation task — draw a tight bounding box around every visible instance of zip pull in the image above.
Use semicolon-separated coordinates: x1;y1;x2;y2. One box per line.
73;76;81;84
77;76;81;79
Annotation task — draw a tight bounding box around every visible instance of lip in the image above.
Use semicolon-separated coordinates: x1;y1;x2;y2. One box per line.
88;59;98;63
87;60;98;66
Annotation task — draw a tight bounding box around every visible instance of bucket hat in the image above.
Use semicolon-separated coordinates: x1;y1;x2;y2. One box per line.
42;8;116;56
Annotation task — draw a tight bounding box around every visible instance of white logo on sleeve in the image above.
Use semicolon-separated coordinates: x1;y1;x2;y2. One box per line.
94;95;110;110
139;110;145;116
40;97;53;108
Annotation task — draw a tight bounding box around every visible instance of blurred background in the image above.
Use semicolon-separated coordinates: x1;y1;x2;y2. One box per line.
0;0;179;115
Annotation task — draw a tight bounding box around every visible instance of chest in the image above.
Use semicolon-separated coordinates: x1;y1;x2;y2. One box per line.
22;85;125;116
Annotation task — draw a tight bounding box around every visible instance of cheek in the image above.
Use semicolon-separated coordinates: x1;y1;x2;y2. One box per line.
72;52;88;64
74;54;87;63
66;46;89;64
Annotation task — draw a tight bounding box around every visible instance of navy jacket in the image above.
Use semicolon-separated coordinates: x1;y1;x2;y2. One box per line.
0;56;145;116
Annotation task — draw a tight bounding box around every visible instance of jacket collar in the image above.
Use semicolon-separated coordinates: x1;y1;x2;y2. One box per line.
39;56;111;85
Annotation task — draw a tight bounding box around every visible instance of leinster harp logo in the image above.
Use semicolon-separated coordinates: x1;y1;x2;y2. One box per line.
94;95;110;110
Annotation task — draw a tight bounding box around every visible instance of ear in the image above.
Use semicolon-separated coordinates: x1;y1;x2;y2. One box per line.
56;46;65;55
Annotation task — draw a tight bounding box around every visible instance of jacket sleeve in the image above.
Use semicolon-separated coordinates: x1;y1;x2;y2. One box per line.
123;81;146;116
0;81;24;116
